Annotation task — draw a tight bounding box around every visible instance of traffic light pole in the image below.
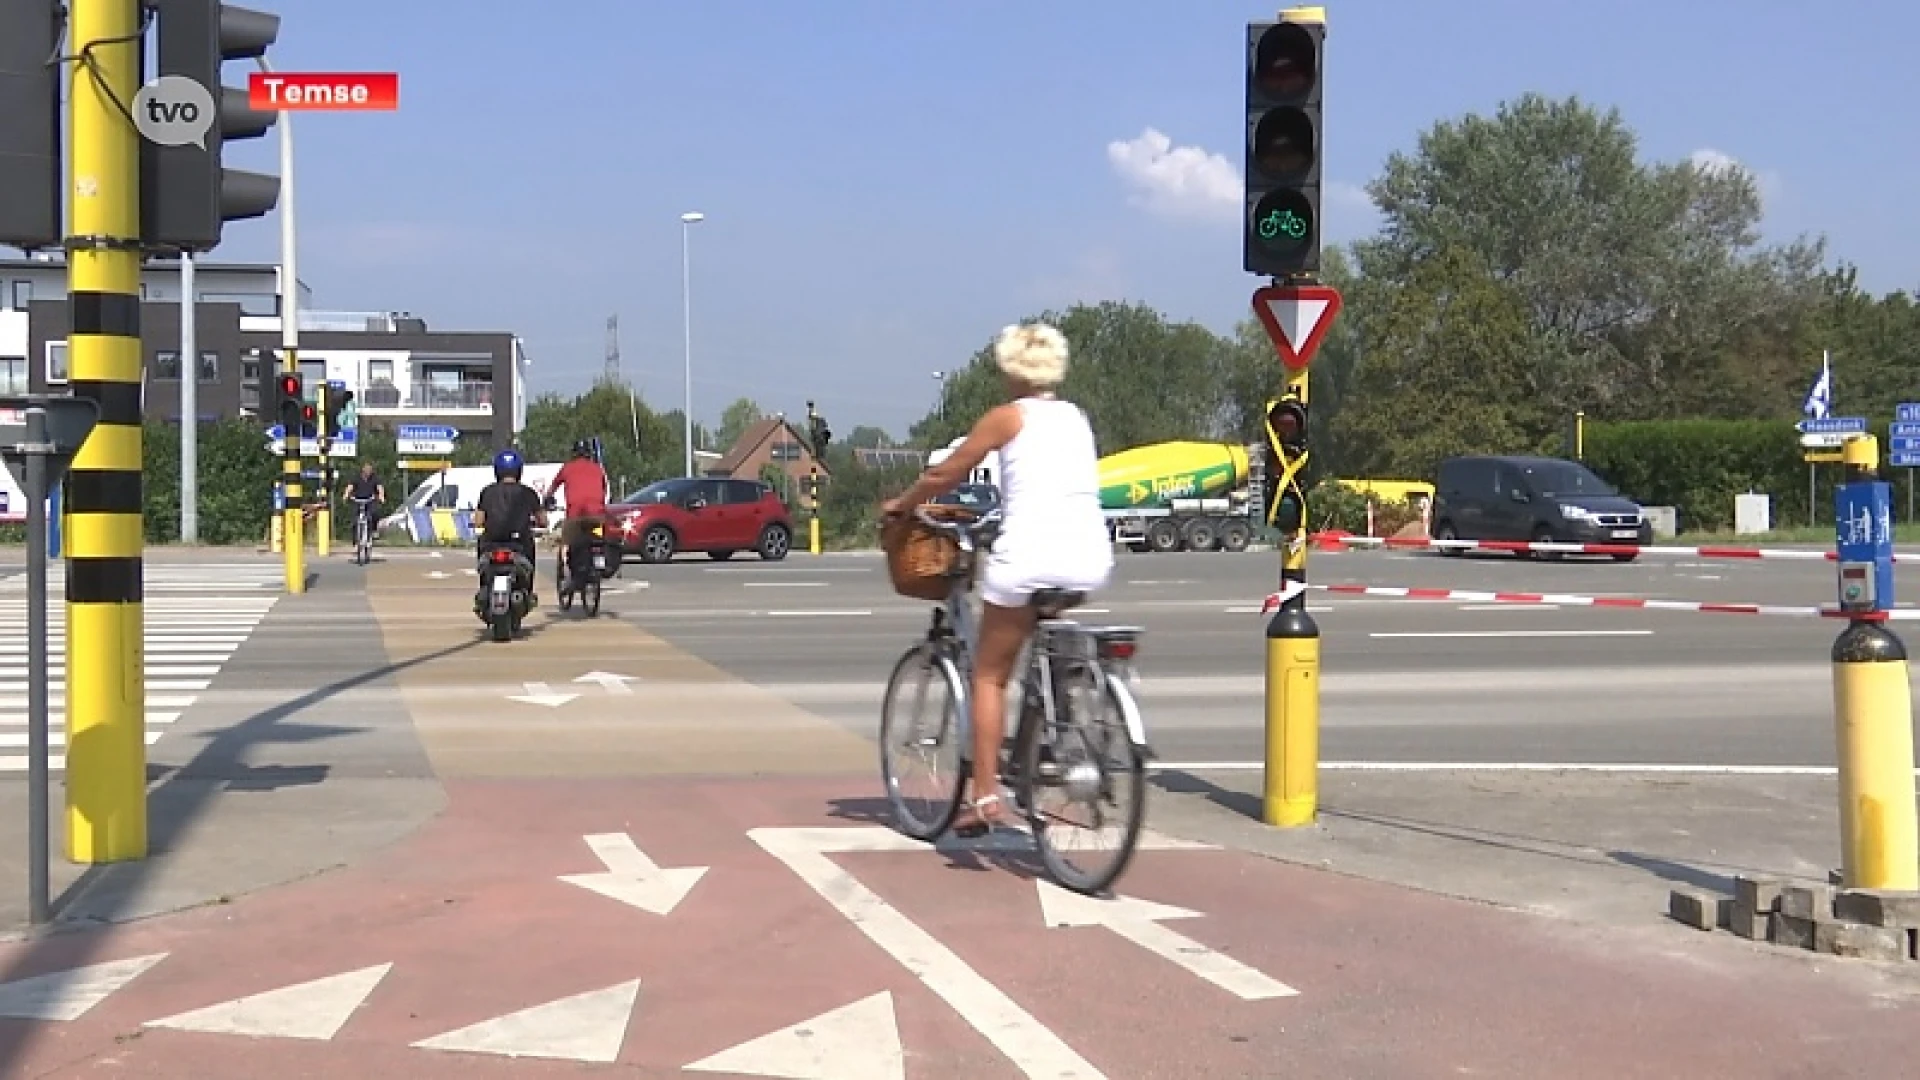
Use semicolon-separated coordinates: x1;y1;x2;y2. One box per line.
1263;370;1317;828
314;386;331;558
64;0;149;864
269;55;305;594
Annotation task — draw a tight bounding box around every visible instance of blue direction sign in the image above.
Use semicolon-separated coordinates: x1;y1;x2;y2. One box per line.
1897;404;1920;425
1798;416;1868;434
397;424;460;441
1895;452;1920;469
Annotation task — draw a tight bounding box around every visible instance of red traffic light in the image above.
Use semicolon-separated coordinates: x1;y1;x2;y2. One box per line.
300;403;316;422
277;373;299;396
1267;399;1307;448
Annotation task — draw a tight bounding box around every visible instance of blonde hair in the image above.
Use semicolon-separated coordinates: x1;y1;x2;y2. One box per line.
992;322;1069;389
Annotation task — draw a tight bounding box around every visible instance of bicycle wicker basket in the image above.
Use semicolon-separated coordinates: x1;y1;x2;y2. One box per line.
883;503;979;601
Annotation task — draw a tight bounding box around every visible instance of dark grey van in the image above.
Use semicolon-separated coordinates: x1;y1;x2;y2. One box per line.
1430;455;1652;561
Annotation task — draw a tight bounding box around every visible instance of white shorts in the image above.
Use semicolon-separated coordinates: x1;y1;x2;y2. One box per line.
979;551;1112;610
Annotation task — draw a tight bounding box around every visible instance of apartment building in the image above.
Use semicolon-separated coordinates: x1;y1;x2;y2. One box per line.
0;256;529;446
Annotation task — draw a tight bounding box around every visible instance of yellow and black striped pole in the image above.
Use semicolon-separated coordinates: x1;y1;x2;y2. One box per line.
1262;378;1317;828
313;384;331;557
63;0;147;863
281;364;304;592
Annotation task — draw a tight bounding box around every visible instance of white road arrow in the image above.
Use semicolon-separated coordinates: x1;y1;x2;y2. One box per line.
574;671;635;695
558;832;707;916
425;570;452;580
508;681;579;708
1035;881;1297;1000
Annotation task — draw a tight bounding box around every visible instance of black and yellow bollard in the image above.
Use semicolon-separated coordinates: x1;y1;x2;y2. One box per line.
1831;620;1918;889
1264;565;1318;827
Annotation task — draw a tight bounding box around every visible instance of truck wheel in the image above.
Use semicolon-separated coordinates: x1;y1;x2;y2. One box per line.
1182;518;1218;552
1218;519;1252;552
1146;520;1182;553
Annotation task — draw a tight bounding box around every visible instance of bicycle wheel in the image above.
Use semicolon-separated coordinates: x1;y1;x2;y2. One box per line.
1023;660;1148;895
584;576;601;617
879;641;968;841
556;555;573;611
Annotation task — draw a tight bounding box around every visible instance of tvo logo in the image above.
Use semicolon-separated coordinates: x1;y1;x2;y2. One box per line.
132;75;216;148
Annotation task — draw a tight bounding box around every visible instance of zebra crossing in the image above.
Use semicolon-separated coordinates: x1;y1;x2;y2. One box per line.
0;564;283;772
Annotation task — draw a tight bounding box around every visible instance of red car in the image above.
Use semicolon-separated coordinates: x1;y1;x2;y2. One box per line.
607;477;795;563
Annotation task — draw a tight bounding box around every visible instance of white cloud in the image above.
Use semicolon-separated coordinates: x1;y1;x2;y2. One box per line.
1106;128;1240;223
1688;147;1783;207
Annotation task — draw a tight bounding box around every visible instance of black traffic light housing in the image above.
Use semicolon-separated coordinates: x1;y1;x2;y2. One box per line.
806;401;831;456
273;370;303;439
1261;396;1310;530
1244;10;1325;278
142;0;282;253
321;386;353;436
0;0;62;250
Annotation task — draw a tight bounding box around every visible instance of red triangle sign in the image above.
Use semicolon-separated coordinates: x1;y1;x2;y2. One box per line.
1252;284;1342;372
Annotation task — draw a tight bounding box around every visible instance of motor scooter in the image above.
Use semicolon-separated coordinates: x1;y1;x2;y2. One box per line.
477;543;532;641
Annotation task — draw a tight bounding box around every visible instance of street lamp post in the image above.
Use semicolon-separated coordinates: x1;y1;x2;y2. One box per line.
680;211;704;477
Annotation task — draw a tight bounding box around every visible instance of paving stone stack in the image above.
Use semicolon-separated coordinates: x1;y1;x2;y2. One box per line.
1667;875;1920;962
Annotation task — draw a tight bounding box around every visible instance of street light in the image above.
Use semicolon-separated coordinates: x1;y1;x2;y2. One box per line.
680;210;704;478
933;370;947;422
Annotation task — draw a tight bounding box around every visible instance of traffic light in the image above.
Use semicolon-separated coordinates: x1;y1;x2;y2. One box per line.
0;0;61;250
142;0;283;253
273;371;303;440
1244;9;1325;278
810;414;832;456
1261;396;1309;531
316;385;353;438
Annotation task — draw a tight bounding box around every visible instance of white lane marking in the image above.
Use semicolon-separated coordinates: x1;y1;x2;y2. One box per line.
0;731;163;749
744;581;828;587
0;954;169;1021
558;832;707;917
1035;882;1297;1000
749;826;1108;1079
766;610;873;617
685;991;904;1080
703;567;870;574
1455;604;1562;611
1126;580;1197;586
1224;606;1335;614
0;679;209;692
1367;630;1654;639
145;964;393;1040
1152;761;1852;775
411;979;641;1062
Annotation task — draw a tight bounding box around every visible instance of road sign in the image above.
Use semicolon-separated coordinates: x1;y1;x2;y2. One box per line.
1891;437;1920;454
1836;479;1895;612
1893;452;1920;469
397;424;460;442
266;427;358;459
1796;416;1867;435
1800;432;1851;448
0;397;101;489
1897;404;1920;425
399;459;453;471
1251;283;1342;371
1893;422;1920;438
398;438;455;455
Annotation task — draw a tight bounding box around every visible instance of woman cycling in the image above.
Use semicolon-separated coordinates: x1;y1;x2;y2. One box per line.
882;322;1113;835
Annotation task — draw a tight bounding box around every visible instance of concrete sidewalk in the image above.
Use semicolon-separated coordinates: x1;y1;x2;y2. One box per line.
1150;765;1920;985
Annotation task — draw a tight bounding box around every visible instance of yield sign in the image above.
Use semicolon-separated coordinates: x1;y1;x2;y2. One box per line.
1252;283;1342;372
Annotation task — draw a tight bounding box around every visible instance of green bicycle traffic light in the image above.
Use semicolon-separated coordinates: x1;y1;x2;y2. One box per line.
1244;8;1325;278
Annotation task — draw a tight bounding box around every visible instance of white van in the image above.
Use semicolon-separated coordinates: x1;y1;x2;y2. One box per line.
380;462;567;532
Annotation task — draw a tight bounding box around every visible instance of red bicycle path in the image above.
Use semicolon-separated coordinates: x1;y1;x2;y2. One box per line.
0;775;1915;1079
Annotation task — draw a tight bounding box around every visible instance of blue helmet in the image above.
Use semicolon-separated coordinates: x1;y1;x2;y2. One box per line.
492;448;524;481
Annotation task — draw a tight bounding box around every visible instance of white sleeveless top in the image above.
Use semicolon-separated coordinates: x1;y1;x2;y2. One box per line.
989;397;1112;583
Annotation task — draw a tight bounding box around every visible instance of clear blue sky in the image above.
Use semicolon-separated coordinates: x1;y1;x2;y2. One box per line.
195;0;1918;437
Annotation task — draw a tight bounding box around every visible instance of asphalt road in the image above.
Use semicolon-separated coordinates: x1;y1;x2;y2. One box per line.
609;546;1906;769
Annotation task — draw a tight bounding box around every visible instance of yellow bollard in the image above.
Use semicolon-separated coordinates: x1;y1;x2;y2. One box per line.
809;515;821;555
1831;619;1919;890
316;502;331;557
1263;601;1319;826
269;513;283;553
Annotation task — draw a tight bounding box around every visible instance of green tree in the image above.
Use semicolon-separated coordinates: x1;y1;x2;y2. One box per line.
717;397;764;450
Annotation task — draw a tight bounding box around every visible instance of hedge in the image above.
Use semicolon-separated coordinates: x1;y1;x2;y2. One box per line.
1582;419;1845;533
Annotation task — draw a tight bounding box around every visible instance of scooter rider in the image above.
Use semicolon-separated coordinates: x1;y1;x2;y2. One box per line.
472;448;548;609
543;438;610;590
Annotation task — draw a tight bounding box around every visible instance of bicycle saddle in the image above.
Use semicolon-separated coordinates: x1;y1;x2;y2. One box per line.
1030;588;1087;617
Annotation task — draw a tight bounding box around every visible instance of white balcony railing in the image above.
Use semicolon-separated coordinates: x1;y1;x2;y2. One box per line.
359;379;493;412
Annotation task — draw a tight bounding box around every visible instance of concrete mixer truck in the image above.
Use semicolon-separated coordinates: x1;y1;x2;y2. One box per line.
926;436;1263;553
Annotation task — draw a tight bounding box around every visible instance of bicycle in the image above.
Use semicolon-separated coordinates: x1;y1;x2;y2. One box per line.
878;505;1151;896
555;516;606;618
349;497;377;565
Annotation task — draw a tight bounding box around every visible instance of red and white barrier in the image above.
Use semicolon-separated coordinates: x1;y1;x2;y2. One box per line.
1259;581;1920;620
1323;533;1920;565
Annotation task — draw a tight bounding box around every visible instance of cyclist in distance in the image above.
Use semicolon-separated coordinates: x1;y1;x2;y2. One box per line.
543;439;610;588
341;462;386;535
881;321;1113;834
472;448;548;606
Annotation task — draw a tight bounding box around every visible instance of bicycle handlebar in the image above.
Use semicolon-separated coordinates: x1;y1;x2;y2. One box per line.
907;506;1003;549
